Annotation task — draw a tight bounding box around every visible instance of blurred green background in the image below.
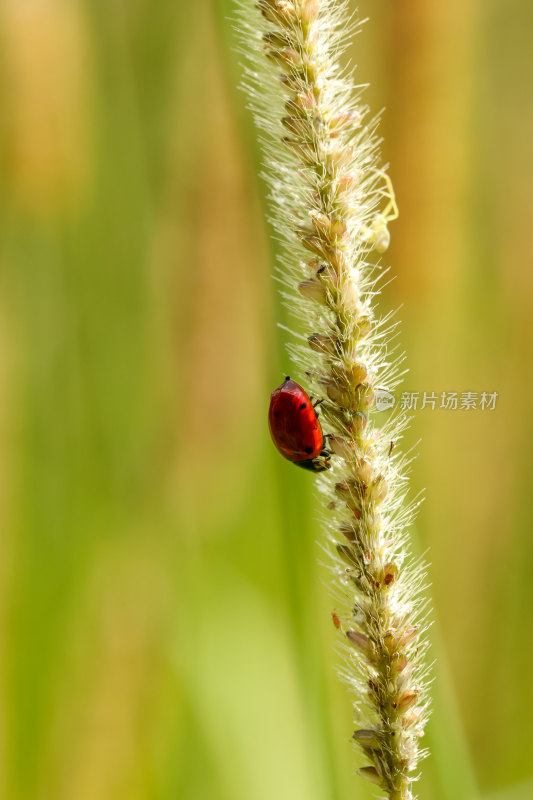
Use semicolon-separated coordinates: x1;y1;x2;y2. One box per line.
0;0;532;798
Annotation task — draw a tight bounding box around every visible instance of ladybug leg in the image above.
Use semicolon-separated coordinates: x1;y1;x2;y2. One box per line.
312;397;324;418
320;434;332;459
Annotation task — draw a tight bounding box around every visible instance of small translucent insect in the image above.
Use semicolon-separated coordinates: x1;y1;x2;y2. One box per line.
359;171;399;254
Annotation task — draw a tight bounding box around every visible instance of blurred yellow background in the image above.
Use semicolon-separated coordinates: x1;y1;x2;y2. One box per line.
0;0;532;798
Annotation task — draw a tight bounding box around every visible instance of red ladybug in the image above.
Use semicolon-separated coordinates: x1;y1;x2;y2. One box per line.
268;377;331;472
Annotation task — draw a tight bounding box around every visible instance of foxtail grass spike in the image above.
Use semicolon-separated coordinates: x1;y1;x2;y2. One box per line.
236;1;431;796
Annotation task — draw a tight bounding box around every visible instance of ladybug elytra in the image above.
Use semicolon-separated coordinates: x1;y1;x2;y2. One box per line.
268;377;331;472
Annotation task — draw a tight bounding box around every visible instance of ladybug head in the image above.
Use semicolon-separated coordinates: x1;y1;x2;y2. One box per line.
295;448;331;472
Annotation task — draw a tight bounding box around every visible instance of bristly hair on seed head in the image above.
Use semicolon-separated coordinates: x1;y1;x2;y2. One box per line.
235;1;431;797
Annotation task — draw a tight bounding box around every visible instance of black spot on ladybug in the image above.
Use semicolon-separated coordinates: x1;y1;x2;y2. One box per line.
304;446;313;455
299;402;307;410
274;412;280;417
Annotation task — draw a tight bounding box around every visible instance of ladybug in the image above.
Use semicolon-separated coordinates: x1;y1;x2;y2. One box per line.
268;377;331;472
